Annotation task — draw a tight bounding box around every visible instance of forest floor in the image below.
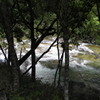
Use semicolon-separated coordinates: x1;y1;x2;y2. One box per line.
0;62;64;100
69;80;100;100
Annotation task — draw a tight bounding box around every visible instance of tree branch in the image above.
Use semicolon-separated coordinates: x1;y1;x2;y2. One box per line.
16;0;30;28
18;19;57;65
36;37;57;63
22;37;57;76
96;3;100;21
0;45;8;62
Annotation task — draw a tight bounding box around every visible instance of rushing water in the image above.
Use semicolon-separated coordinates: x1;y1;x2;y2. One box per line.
1;38;100;89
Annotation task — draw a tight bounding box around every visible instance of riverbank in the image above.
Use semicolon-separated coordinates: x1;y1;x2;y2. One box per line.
69;80;100;100
0;62;64;100
1;37;100;99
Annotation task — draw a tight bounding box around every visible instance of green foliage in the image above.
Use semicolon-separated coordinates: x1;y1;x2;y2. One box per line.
7;76;64;100
10;96;25;100
70;4;100;44
68;0;94;28
53;96;62;100
0;27;5;39
52;90;63;100
25;91;41;100
1;0;100;100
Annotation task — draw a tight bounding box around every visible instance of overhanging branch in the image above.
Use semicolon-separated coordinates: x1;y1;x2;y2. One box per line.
18;19;57;65
22;37;57;75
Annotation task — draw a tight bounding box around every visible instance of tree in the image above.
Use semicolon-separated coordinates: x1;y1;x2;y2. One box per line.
1;0;99;99
56;0;94;99
59;0;69;99
15;0;57;83
75;5;100;44
22;0;36;82
0;0;20;93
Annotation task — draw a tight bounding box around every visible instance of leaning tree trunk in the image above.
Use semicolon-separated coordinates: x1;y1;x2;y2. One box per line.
1;0;20;93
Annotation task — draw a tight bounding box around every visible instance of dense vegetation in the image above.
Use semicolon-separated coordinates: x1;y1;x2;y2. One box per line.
0;0;100;100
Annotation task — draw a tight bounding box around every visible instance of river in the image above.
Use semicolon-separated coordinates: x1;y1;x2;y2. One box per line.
1;37;100;90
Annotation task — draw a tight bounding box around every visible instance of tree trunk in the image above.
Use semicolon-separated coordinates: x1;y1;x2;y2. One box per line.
60;0;69;100
1;0;20;92
27;0;36;82
63;35;69;100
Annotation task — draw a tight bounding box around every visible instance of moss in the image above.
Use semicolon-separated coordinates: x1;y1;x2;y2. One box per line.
74;53;100;68
39;60;58;69
69;44;75;50
86;45;100;54
75;53;95;61
86;62;100;69
74;54;100;70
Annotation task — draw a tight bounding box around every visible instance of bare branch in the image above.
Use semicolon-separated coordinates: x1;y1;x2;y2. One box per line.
36;37;57;63
19;19;57;66
22;37;57;76
16;0;30;28
0;45;9;65
96;3;100;21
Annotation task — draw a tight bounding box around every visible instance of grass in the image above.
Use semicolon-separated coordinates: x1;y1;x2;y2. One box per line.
10;77;64;100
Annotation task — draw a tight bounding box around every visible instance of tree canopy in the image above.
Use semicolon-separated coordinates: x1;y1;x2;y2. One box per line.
0;0;100;100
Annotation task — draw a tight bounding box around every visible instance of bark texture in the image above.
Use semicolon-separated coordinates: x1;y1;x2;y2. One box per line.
1;0;20;92
27;0;36;82
60;0;69;100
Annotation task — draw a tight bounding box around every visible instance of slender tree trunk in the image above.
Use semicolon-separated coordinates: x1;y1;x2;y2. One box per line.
1;0;20;92
60;0;69;100
63;35;69;100
27;0;36;82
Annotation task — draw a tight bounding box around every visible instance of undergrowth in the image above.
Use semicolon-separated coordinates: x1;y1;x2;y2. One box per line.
0;62;64;100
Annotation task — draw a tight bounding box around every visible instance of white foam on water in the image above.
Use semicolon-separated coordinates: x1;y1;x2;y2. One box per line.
69;60;80;67
36;42;63;61
0;50;6;62
80;60;93;69
36;62;56;83
0;38;99;84
78;43;94;53
0;54;5;62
